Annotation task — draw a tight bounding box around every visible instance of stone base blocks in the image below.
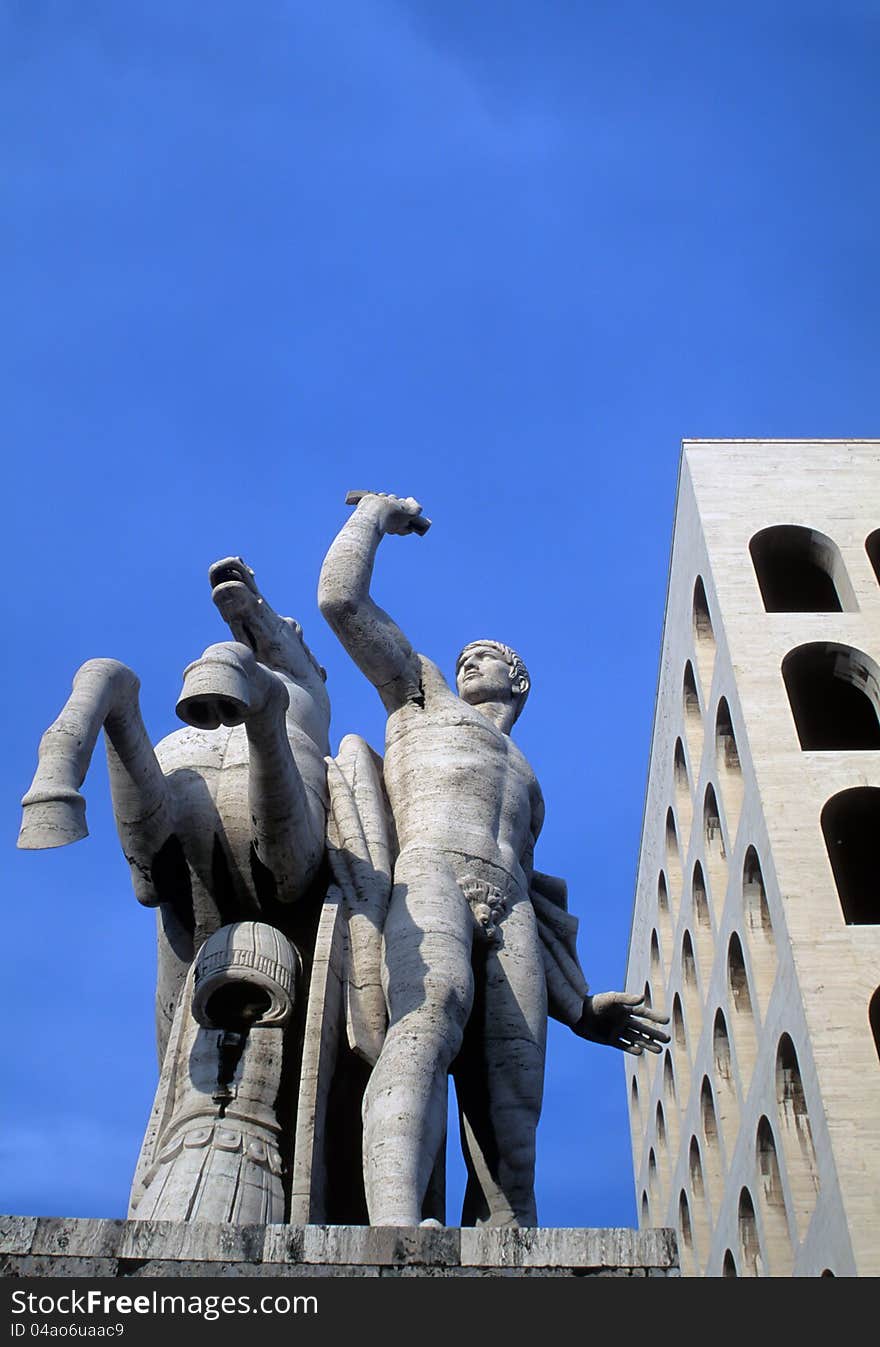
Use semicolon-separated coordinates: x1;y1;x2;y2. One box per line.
1;1217;678;1278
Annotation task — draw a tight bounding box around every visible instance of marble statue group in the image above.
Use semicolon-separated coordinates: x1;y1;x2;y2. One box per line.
19;492;668;1228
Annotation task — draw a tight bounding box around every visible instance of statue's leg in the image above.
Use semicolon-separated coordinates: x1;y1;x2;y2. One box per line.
362;851;474;1226
20;659;187;1065
454;895;547;1227
102;690;178;910
176;642;324;902
243;685;325;903
19;660;173;886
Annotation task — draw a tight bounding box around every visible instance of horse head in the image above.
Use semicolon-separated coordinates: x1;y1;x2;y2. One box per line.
209;557;327;692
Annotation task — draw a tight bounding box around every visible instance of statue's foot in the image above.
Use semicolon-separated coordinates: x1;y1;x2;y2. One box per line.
176;643;287;730
18;786;87;849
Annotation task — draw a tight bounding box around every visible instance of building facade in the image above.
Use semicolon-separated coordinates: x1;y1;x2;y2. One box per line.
626;440;880;1276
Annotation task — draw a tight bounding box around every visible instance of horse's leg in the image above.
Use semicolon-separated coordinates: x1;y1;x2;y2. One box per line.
19;659;174;905
176;642;323;903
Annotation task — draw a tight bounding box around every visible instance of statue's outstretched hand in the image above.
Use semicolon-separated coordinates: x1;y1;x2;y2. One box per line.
573;992;670;1055
345;490;431;536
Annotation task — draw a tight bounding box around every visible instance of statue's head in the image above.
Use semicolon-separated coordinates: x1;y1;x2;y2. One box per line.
455;640;531;723
209;556;328;686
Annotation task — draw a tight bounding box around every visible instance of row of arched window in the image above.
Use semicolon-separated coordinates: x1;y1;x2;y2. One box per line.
744;529;879;921
639;1031;827;1274
669;752;878;930
685;576;880;923
750;524;880;612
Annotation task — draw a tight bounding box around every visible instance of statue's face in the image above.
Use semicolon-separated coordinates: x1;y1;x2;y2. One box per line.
456;644;513;706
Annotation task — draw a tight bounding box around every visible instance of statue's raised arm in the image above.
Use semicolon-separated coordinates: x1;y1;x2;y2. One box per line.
317;491;430;713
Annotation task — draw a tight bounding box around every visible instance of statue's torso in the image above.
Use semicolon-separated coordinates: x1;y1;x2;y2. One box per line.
383;656;540;890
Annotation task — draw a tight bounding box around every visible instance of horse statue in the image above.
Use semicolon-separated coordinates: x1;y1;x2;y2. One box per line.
18;557;331;1064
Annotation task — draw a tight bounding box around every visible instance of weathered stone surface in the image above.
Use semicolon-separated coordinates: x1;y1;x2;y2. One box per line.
2;1255;120;1277
0;1219;679;1277
0;1214;37;1254
117;1260;278;1279
460;1225;677;1269
31;1217;125;1258
301;1223;460;1266
117;1218;266;1264
262;1224;307;1264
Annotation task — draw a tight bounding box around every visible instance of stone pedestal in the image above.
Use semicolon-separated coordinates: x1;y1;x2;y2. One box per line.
1;1217;678;1277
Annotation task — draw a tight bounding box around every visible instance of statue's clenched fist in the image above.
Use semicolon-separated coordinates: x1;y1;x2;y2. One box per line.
345;490;431;536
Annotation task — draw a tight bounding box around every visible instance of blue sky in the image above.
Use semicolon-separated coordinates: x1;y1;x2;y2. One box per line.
1;1;878;1228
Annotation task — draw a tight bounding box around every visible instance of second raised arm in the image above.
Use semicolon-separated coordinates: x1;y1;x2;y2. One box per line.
318;492;427;711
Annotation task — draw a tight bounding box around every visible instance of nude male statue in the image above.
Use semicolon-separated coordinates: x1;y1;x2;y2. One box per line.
318;491;668;1227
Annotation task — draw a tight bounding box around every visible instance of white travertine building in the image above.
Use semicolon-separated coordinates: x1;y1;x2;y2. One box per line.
626;440;880;1277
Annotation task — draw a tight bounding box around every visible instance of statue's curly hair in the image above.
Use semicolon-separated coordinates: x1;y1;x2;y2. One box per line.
456;640;530;721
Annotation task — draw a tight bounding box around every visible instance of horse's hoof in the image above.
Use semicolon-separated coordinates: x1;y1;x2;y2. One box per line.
176;646;252;729
18;788;88;849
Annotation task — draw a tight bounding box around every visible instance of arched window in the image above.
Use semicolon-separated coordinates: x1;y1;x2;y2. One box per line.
650;928;662;980
692;862;713;984
821;788;880;924
693;577;716;692
700;1077;724;1202
663;1052;677;1112
737;1189;761;1276
665;808;683;899
775;1034;819;1235
630;1074;641;1130
728;933;757;1081
657;871;673;947
782;644;880;749
715;698;743;835
750;525;855;611
678;1190;696;1275
713;1008;739;1141
870;988;880;1063
673;738;693;837
681;930;701;1039
648;1147;661;1207
688;1135;712;1258
743;847;777;1014
683;661;703;769
672;993;691;1100
866;529;880;585
756;1117;793;1276
703;784;727;918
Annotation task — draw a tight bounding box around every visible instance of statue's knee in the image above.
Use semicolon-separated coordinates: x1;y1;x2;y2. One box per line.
74;658;139;697
179;643;288;725
393;1009;466;1072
